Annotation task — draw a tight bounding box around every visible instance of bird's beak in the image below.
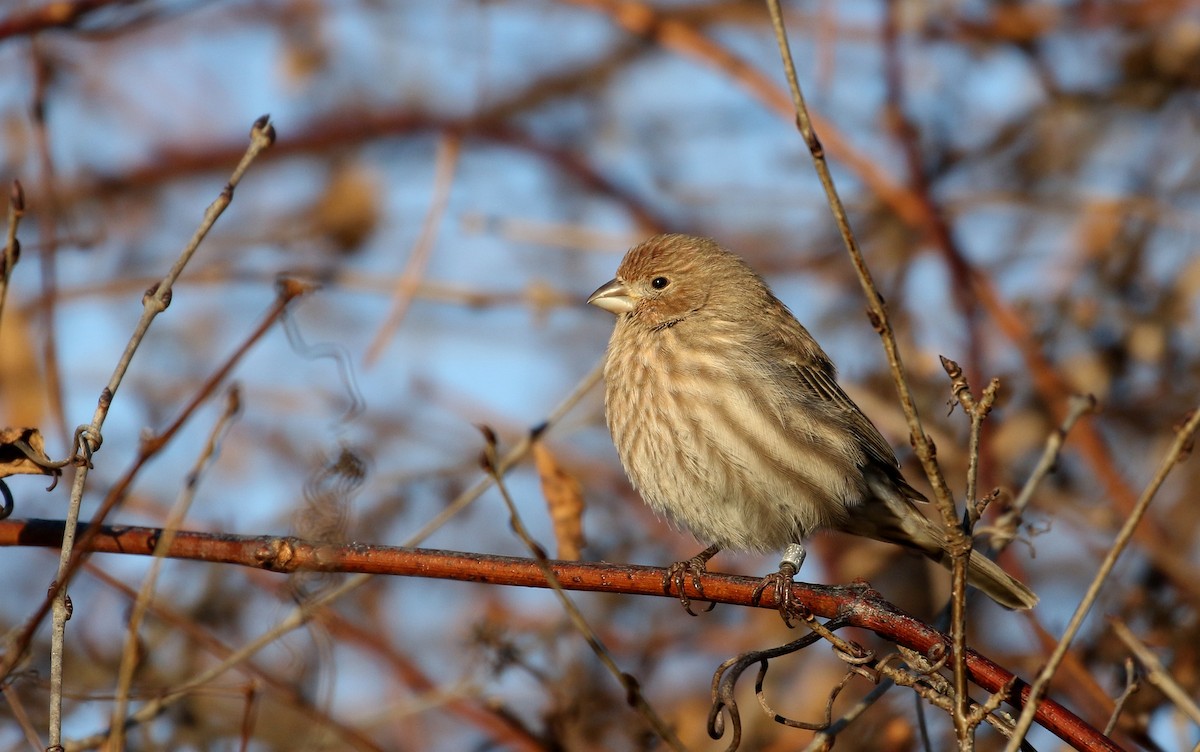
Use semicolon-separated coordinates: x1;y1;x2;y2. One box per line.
587;278;635;314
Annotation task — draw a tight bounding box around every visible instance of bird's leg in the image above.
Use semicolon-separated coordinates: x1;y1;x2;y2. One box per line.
663;544;720;616
752;542;807;627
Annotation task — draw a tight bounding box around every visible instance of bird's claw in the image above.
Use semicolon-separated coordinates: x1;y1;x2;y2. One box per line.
756;542;807;626
663;550;717;616
752;561;805;627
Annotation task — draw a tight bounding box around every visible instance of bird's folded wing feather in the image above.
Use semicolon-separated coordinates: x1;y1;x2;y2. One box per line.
790;362;911;475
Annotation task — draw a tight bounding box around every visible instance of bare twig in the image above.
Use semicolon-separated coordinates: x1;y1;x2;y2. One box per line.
994;394;1096;550
1110;619;1200;726
404;361;603;545
1103;658;1139;737
1003;406;1200;750
43;116;274;749
108;387;242;750
941;356;1001;748
480;429;686;752
708;617;849;750
364;132;461;365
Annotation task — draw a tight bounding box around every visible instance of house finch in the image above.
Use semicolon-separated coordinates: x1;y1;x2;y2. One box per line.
588;233;1037;615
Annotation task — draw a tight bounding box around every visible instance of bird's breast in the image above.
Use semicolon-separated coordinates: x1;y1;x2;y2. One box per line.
602;323;861;551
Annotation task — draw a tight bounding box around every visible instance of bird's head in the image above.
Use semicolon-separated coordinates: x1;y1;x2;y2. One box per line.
587;234;764;330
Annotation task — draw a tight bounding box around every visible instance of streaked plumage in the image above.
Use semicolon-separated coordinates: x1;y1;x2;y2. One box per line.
589;234;1036;611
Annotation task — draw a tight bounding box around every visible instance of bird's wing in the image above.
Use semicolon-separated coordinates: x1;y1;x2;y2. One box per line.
749;295;927;502
790;361;905;471
789;361;929;503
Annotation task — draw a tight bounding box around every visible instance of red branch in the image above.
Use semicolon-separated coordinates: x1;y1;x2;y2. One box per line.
1;517;1120;752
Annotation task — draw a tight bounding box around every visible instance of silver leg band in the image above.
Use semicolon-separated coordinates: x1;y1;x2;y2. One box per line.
780;542;806;573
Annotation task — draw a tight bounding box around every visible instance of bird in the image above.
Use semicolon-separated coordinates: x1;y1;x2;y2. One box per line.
587;233;1037;618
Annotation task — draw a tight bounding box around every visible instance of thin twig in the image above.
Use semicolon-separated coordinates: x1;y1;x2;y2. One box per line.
941;356;1001;748
364;132;461;366
1110;619;1200;726
802;676;896;751
875;652;1020;743
44;116;274;749
962;377;1000;529
480;429;687;752
994;394;1096;550
943;358;977;745
709;627;833;748
107;387;241;750
1103;658;1139;737
404;361;602;545
1003;406;1200;750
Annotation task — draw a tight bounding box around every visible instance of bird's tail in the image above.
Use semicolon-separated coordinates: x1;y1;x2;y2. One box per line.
879;520;1038;610
959;549;1039;610
849;478;1039;610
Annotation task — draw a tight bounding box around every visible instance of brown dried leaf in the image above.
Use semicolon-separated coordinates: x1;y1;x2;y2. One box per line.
308;161;381;254
533;441;585;560
0;427;58;479
0;304;45;427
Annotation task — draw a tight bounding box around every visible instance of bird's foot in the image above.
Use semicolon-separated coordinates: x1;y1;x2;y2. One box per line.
663;544;720;616
752;543;808;627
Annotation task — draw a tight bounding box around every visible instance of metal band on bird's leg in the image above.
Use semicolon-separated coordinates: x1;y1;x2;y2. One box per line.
779;542;806;576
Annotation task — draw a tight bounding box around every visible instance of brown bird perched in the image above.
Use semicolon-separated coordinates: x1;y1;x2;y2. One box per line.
588;233;1037;616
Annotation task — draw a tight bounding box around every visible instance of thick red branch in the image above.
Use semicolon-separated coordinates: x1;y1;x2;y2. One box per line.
1;517;1120;752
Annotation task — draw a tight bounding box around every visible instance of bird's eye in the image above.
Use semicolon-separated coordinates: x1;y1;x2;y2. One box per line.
651;276;670;290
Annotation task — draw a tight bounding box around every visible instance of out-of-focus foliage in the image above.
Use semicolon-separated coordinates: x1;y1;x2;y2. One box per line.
0;1;1198;750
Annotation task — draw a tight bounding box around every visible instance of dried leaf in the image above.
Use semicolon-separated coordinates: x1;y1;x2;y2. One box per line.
0;304;45;427
0;427;58;479
308;161;381;254
533;441;585;560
